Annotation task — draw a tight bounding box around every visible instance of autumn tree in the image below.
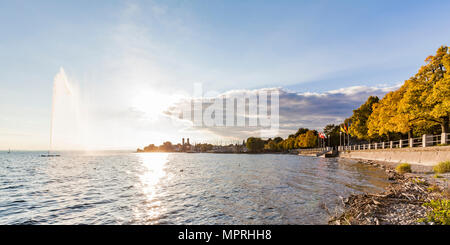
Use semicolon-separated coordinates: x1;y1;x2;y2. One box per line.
282;137;296;150
264;140;279;152
272;137;284;144
349;96;379;141
367;87;410;139
399;46;450;133
368;46;450;138
295;130;318;148
294;128;309;138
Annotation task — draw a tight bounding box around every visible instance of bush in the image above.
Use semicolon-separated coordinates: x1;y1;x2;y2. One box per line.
433;161;450;174
396;163;412;174
419;199;450;225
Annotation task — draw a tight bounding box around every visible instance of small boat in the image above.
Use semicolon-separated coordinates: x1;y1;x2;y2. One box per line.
40;151;60;157
40;154;60;157
7;149;11;154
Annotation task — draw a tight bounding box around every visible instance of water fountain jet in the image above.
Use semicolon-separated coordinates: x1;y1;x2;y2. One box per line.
41;67;73;157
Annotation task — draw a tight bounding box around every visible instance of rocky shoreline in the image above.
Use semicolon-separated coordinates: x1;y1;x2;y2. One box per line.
329;159;449;225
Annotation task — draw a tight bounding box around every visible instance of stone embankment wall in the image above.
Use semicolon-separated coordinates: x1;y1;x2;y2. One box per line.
339;146;450;166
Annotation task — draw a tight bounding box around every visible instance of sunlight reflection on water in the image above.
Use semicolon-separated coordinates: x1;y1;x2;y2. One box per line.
134;153;169;223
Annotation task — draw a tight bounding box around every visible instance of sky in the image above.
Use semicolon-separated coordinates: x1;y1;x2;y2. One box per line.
1;0;449;150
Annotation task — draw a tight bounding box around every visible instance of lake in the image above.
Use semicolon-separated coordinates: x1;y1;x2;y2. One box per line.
0;152;390;224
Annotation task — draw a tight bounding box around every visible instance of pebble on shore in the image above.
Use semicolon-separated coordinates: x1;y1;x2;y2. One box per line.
329;160;449;225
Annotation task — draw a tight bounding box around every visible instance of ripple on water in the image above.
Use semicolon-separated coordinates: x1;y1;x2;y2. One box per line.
0;152;389;224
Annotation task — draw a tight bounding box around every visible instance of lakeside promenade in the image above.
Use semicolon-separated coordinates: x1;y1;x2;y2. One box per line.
298;133;450;168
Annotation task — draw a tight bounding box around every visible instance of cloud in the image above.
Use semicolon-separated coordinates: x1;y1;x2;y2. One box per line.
277;84;400;129
163;84;400;139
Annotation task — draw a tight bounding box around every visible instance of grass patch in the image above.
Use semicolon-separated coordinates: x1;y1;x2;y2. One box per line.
396;163;412;174
412;178;426;185
419;199;450;225
434;174;444;179
433;161;450;174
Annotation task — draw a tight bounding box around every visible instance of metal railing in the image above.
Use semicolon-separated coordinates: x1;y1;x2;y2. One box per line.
338;133;449;151
298;147;333;154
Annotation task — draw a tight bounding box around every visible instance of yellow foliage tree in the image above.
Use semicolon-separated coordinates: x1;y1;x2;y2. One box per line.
296;130;317;148
367;86;411;138
368;46;450;137
348;96;379;141
399;46;450;133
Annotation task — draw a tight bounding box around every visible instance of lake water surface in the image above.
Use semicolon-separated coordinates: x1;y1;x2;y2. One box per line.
0;152;390;224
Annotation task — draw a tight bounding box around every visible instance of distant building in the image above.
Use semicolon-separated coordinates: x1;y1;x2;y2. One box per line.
180;137;192;152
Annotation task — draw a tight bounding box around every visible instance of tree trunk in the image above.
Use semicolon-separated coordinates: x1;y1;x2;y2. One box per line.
408;129;413;139
441;116;449;134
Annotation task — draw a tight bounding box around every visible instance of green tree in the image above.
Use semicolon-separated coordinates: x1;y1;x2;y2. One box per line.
323;124;340;146
246;137;265;153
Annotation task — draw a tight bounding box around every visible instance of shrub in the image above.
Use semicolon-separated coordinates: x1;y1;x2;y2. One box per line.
412;178;425;185
433;161;450;174
396;163;412;174
419;199;450;225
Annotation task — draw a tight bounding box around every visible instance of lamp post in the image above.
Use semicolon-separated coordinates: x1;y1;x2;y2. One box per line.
347;122;351;147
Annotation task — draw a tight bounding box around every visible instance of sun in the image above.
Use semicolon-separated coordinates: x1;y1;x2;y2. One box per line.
130;89;178;121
